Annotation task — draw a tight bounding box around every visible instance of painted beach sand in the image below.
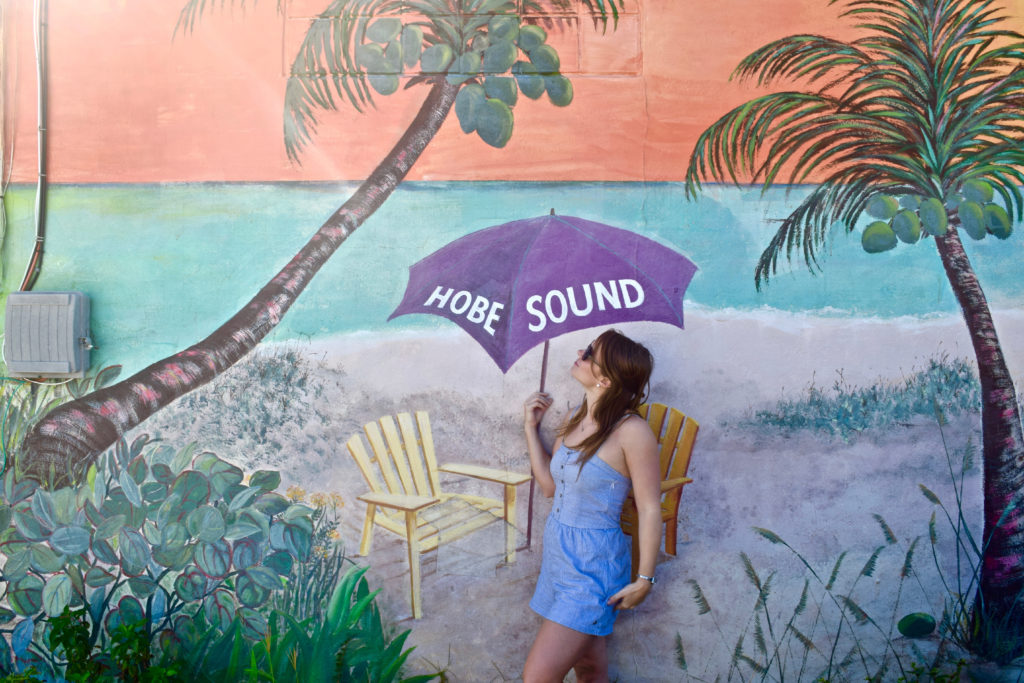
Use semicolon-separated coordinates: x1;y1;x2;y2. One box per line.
136;308;1024;680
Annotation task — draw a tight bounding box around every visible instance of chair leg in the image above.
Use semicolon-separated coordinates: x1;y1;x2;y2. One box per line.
665;517;678;556
503;484;517;564
404;510;422;619
360;504;377;556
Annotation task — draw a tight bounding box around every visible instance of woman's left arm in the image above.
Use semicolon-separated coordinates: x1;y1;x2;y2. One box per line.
608;418;661;610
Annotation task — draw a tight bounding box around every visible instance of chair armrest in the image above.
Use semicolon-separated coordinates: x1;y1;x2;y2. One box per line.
661;476;693;493
438;463;532;486
358;492;440;512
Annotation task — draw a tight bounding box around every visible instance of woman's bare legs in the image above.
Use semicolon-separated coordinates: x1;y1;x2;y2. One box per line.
523;620;609;683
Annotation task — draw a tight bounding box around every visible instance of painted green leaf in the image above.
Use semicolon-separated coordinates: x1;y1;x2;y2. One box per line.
85;566;116;588
204;458;244;497
891;210;921;244
30;544;64;573
224;521;263;542
30;491;56;531
456;83;486;134
175;566;210;602
401;25;423;68
237;607;269;641
489;15;519;42
544;75;573;107
118;527;152;577
8;576;43;616
270;520;312;561
420;44;454;73
483;40;518;74
254;492;289;516
119;472;143;508
247;470;280;491
484;76;518;106
14;509;49;542
141;482;167;504
152;543;193;570
234;572;271;608
11;618;34;656
262;551;293;577
170;471;211;514
984;203;1012;239
161;521;188;550
128;455;148;485
232;538;260;570
186;505;226;544
204;588;237;631
367;17;402;43
243;565;284;592
861;221;897;253
227;486;260;513
42;575;72;618
152;464;175;486
0;503;12;530
238;508;271;541
117;595;145;627
195;539;232;579
4;551;31;581
49;526;91;555
92;538;119;565
517;24;546;52
958;200;986;240
128;576;158;599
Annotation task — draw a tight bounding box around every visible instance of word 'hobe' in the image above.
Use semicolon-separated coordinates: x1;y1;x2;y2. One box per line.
422;279;645;335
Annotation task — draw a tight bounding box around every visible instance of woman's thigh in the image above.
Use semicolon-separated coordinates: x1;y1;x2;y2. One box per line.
523;619;606;683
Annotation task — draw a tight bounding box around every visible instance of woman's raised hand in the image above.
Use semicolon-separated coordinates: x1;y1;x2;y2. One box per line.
523;392;553;428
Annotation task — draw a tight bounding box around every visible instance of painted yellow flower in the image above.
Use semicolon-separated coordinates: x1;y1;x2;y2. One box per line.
285;485;306;502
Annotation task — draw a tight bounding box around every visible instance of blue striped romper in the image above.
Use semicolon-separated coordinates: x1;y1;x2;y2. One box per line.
529;442;632;636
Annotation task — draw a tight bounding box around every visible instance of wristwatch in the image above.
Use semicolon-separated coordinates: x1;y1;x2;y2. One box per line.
637;573;656;585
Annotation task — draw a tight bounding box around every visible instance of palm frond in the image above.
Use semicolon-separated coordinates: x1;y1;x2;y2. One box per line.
733;35;871;87
873;513;897;545
902;535;920;577
687;578;712;615
175;0;282;37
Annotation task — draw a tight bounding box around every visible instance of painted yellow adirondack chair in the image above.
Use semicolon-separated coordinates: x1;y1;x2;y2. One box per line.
619;403;700;578
345;410;532;618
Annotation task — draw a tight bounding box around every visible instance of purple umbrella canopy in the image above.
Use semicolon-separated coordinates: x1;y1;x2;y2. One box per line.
389;214;698;372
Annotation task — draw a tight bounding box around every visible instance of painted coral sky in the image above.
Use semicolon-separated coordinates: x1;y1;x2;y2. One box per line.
11;0;1023;184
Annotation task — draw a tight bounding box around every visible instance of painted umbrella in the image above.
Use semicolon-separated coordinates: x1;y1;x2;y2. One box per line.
388;212;698;376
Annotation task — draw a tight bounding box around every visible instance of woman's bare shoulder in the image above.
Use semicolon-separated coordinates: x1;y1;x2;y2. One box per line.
615;414;657;446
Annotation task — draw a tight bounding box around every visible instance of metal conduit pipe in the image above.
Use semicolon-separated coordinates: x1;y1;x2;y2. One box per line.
20;0;47;292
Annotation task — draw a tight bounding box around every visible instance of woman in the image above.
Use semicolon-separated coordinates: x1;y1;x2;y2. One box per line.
521;329;662;683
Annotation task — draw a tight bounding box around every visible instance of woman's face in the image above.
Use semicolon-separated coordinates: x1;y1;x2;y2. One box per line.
571;341;606;388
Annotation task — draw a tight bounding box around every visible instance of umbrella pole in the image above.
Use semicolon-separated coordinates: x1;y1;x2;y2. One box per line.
524;339;549;550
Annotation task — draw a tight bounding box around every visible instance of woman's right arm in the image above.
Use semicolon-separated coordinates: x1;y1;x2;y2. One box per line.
523;391;559;498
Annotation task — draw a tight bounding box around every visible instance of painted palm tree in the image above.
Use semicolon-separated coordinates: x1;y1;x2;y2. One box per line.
685;0;1024;662
21;0;621;475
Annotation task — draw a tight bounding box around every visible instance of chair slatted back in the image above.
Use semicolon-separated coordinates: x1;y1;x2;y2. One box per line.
348;411;441;499
640;402;699;487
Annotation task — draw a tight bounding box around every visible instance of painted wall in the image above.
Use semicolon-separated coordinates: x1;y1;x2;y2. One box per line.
2;0;1024;680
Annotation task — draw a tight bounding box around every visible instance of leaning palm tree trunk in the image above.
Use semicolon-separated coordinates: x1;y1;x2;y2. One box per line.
21;77;460;483
935;227;1024;648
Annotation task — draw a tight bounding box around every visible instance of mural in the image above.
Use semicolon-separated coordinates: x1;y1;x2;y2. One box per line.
0;0;1022;680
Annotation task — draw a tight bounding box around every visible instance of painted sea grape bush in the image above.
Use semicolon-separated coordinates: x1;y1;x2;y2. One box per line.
861;180;1012;253
0;435;316;676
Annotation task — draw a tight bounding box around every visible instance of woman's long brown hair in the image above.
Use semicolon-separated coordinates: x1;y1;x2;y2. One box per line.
559;329;654;467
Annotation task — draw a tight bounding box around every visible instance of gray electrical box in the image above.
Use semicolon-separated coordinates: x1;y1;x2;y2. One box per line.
3;291;92;378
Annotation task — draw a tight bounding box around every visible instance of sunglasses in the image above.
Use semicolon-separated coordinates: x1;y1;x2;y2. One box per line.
582;343;602;371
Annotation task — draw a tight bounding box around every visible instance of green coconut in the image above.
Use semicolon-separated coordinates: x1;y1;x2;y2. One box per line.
355;43;386;72
484;76;518;106
985;203;1013;239
891;209;921;244
517;24;547;52
401;26;423;68
958;200;987;240
488;15;520;43
368;74;399;95
446;51;481;85
919;198;949;236
862;221;898;253
962;178;995;204
475;98;514;148
483;40;518;74
544;75;573;107
899;194;921;211
513;61;545;99
420;44;454;73
455;83;485;134
529;44;560;74
897;612;936;639
866;194;899;220
366;17;402;43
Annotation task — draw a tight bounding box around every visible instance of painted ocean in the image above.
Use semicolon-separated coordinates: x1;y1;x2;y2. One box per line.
3;182;1022;375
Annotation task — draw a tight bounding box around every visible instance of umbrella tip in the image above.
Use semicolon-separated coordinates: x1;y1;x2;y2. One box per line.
549;208;555;215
